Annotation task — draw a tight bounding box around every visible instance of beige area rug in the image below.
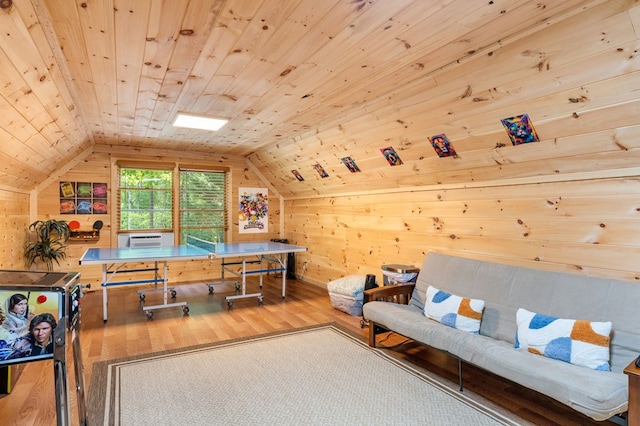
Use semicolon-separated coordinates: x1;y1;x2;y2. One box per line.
88;324;527;425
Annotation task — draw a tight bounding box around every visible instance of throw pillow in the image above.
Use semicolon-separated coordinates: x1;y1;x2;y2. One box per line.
515;308;611;371
423;286;485;334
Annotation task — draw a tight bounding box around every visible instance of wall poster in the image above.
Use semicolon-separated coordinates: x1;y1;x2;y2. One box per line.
238;187;268;233
59;181;108;214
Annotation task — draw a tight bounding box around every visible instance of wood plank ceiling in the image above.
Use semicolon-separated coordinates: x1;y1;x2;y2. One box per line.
0;0;638;197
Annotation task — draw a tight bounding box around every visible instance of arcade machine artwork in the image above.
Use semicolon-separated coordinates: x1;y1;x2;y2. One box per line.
0;270;87;426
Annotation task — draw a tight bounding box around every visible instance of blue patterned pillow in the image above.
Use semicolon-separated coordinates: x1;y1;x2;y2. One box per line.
515;308;611;371
424;286;485;334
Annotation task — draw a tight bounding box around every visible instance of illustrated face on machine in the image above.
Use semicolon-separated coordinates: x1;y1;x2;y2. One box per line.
10;298;28;316
0;281;65;365
32;320;54;345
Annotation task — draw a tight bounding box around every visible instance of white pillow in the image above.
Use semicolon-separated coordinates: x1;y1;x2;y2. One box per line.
515;308;611;371
424;286;485;334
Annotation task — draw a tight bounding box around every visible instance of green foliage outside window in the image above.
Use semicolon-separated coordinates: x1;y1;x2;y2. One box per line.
120;168;173;231
119;167;226;242
179;170;226;243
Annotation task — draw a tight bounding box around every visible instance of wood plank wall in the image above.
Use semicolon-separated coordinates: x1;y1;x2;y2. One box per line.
285;176;640;288
250;1;640;201
32;145;280;288
21;144;640;291
0;190;29;269
248;1;640;289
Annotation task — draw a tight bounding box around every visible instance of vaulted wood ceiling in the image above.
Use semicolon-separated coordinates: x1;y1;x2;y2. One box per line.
0;0;638;197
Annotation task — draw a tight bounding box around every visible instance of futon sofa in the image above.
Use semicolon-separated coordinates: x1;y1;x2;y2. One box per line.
363;252;640;423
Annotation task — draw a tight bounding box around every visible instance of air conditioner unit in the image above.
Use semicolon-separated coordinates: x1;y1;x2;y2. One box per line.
129;233;163;248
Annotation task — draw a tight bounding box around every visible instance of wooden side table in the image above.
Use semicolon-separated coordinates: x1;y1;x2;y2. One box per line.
624;358;640;425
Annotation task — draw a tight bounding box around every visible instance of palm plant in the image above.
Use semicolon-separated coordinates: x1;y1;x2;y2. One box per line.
24;219;70;271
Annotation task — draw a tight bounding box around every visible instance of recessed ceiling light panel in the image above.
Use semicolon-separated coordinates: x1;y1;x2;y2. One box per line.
173;113;228;131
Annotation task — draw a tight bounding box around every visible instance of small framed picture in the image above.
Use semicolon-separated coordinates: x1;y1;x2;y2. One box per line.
93;182;108;197
59;182;75;198
313;163;329;178
76;182;92;197
380;146;403;166
93;199;108;214
60;199;76;214
501;113;540;145
429;134;457;157
76;199;92;214
341;156;361;173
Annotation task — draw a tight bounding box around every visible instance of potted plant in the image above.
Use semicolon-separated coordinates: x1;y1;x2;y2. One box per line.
24;219;70;271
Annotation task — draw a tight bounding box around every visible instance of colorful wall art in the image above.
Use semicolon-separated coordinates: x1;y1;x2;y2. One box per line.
313;163;329;178
341;156;361;173
500;113;540;145
380;146;403;166
429;134;457;157
291;170;305;181
238;187;268;233
59;182;108;214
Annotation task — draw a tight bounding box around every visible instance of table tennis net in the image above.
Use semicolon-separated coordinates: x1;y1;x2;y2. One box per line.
185;236;216;253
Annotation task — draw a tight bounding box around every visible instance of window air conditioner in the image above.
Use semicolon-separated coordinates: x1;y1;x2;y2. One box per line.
129;233;163;248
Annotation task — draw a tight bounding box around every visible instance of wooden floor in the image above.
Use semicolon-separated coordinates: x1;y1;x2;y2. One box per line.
0;276;620;425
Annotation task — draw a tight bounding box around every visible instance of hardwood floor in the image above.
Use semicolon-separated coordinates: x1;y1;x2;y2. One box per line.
0;276;621;425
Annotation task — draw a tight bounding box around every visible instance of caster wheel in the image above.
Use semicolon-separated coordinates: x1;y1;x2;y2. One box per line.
139;294;146;301
208;286;214;294
258;296;264;305
183;306;189;315
227;301;233;309
146;311;153;319
170;290;177;298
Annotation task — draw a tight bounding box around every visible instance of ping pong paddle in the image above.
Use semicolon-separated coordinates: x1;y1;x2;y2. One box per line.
92;220;103;231
68;220;80;231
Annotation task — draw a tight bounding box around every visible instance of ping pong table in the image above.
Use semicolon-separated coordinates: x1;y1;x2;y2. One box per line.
79;239;307;321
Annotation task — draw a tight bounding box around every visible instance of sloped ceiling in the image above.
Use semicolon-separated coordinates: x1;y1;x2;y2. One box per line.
0;0;638;197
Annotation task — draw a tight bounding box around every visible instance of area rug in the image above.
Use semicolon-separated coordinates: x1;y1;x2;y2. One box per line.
88;323;526;425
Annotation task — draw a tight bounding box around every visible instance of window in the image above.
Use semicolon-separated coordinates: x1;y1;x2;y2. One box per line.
119;167;173;231
117;163;228;242
179;169;226;244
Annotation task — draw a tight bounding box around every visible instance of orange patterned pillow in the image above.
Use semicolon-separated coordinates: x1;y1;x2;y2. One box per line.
515;308;611;371
424;286;485;334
